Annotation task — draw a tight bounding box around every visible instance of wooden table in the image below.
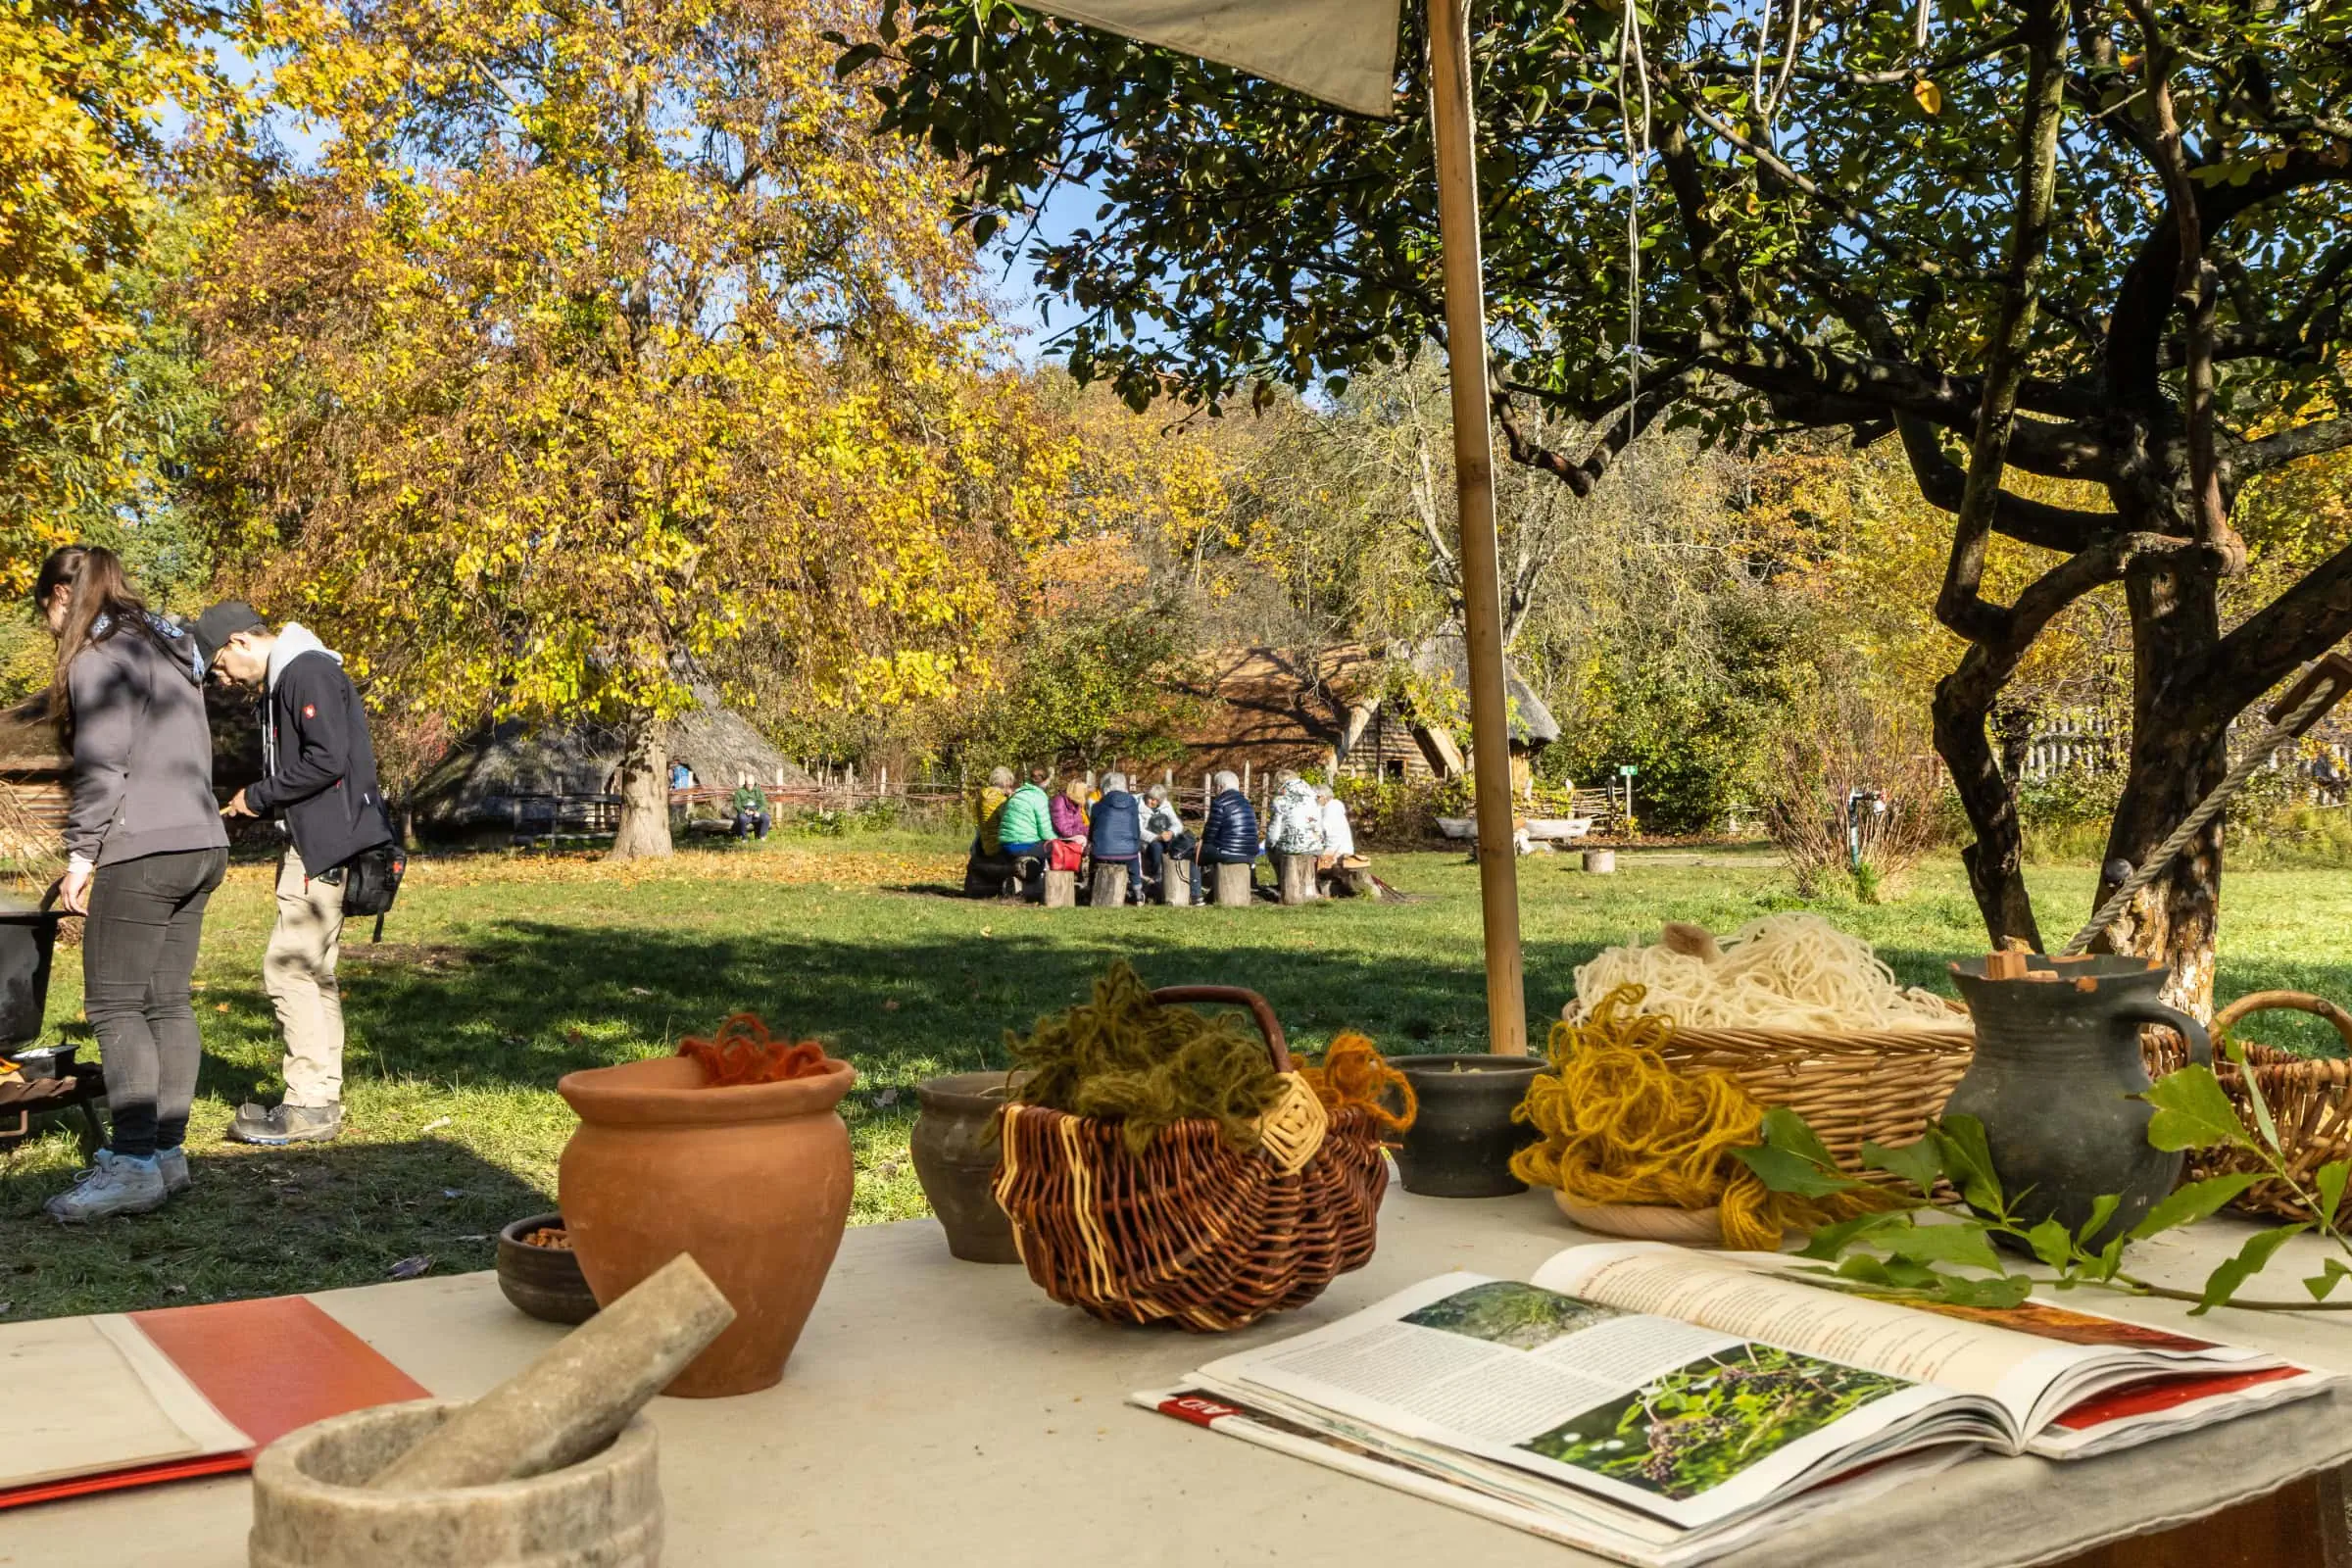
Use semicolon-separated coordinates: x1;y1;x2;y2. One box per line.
7;1189;2351;1567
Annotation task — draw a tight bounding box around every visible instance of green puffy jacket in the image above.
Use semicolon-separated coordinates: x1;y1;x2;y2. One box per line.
998;783;1054;848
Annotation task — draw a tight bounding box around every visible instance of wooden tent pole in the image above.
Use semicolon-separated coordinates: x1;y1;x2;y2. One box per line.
1428;0;1527;1055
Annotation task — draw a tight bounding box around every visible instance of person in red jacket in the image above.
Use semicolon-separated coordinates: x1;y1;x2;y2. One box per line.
194;602;395;1147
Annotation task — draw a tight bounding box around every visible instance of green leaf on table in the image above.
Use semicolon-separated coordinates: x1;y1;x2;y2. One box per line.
1936;1272;2035;1308
2224;1038;2279;1152
1885;1218;2004;1272
1861;1138;1945;1198
1793;1209;1909;1261
2193;1224;2310;1314
1733;1145;1860;1198
2027;1218;2074;1268
1879;1256;1944;1291
2128;1173;2267;1240
1834;1254;1898;1287
1927;1116;2004;1214
2305;1256;2351;1302
2095;1236;2127;1282
1762;1105;1845;1169
2076;1195;2122;1247
2318;1162;2349;1230
2141;1065;2257;1152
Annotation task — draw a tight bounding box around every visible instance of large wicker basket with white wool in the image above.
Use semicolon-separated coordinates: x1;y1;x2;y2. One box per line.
1562;916;1974;1177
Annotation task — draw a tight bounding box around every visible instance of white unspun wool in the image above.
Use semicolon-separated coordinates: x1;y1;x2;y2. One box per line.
1571;913;1957;1031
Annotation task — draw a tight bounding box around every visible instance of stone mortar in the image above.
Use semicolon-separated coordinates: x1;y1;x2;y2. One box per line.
249;1400;662;1568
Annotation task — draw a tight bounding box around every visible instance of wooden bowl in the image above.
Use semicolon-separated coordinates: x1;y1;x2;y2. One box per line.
496;1212;600;1324
1553;1193;1725;1247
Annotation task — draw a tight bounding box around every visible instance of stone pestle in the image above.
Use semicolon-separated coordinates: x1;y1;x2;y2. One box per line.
367;1252;735;1493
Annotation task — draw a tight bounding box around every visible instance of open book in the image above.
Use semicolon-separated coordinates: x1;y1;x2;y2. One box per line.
1136;1242;2333;1566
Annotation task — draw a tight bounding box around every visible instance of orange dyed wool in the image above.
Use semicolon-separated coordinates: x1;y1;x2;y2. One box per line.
678;1012;832;1086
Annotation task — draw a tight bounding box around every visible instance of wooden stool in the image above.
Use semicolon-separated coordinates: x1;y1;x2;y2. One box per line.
1043;868;1077;907
1162;859;1194;906
1276;854;1318;906
1090;863;1129;906
1212;861;1253;907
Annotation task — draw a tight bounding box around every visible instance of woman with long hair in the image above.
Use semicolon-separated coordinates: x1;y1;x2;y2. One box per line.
34;545;229;1222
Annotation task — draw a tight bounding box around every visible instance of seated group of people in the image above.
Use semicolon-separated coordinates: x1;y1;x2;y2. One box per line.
965;765;1363;903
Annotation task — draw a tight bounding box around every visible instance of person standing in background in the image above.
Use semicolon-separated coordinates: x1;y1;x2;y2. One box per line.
35;547;229;1221
194;601;394;1147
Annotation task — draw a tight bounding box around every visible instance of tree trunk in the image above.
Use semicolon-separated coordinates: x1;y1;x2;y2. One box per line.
610;718;674;862
1934;658;2044;952
2093;560;2227;1016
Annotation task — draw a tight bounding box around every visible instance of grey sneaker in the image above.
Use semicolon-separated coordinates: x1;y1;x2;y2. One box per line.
227;1102;345;1146
157;1146;192;1195
45;1151;170;1223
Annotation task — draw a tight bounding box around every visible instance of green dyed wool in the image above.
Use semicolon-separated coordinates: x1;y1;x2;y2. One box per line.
1007;961;1284;1154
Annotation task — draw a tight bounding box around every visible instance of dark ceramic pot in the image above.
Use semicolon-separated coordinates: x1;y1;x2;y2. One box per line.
496;1212;599;1325
911;1071;1029;1263
1946;955;2211;1250
1394;1054;1545;1198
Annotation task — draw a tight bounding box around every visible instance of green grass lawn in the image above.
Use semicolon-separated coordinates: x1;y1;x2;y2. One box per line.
5;833;2348;1321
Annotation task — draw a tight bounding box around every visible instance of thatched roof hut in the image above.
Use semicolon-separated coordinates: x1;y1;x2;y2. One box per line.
411;686;808;830
1168;638;1558;790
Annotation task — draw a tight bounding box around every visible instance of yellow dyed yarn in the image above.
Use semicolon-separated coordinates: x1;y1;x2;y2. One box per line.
1510;985;1885;1250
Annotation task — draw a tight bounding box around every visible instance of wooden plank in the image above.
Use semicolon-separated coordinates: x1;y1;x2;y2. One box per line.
2048;1469;2349;1567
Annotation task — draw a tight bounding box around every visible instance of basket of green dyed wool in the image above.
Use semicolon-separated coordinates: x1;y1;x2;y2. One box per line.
991;961;1412;1331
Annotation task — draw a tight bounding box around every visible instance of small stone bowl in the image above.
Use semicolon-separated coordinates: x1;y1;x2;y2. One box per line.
496;1212;600;1325
249;1400;661;1568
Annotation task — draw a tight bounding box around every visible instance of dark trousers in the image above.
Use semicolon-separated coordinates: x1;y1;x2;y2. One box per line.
1141;832;1197;891
732;810;770;840
84;847;228;1157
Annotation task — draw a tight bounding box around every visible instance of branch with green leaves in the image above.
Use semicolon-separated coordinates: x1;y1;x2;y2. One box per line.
1735;1044;2352;1315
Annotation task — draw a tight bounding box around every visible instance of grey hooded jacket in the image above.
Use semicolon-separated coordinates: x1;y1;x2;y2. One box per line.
64;614;229;870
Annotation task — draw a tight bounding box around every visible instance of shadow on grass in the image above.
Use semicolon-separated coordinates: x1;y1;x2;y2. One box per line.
0;1137;546;1320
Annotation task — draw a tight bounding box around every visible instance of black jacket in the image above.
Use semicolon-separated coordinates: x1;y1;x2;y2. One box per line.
1200;789;1261;861
245;649;394;872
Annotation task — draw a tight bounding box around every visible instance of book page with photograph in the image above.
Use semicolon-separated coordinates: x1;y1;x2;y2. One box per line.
1535;1244;2117;1436
1196;1272;1972;1531
1134;1385;1974;1568
1538;1243;2328;1448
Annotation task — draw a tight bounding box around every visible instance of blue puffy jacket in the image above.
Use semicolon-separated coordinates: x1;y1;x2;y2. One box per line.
1200;790;1260;861
1089;789;1144;858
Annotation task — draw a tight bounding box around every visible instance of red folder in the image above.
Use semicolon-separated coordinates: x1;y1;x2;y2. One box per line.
0;1294;429;1509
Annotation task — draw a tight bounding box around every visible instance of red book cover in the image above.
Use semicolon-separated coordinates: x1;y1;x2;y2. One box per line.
0;1295;429;1510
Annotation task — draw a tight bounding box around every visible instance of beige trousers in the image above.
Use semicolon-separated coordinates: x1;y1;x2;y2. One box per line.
266;847;347;1107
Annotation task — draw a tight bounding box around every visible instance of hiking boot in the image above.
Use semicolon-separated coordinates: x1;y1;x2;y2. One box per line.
157;1146;192;1195
46;1151;170;1223
226;1102;345;1146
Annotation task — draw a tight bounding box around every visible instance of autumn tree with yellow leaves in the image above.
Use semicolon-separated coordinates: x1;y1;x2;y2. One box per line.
0;1;227;588
187;0;1063;857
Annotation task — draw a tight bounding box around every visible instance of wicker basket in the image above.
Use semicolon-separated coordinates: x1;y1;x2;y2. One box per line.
2144;991;2352;1220
992;985;1387;1332
1656;1016;1976;1175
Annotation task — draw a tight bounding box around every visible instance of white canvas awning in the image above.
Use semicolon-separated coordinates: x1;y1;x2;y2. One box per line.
1021;0;1402;118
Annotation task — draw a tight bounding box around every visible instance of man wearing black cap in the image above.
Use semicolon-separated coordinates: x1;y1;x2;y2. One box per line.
192;602;394;1146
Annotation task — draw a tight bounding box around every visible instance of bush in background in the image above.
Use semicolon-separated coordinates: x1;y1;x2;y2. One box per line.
1763;687;1947;900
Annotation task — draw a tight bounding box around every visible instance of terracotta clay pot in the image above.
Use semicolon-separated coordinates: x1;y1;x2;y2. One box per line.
910;1071;1028;1264
557;1054;856;1397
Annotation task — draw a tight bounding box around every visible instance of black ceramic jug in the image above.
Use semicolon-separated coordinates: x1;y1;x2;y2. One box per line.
1944;955;2211;1249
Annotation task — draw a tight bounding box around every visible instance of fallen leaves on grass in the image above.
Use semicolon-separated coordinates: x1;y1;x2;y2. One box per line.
419;847;961;892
